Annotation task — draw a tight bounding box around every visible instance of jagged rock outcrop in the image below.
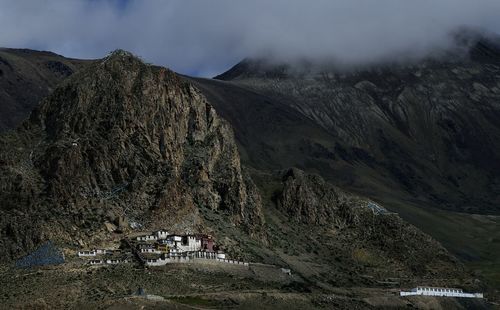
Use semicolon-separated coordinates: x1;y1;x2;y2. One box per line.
0;50;263;260
277;168;364;226
274;168;469;282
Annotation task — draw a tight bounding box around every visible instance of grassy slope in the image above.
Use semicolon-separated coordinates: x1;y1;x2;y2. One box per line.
384;198;500;290
0;263;493;309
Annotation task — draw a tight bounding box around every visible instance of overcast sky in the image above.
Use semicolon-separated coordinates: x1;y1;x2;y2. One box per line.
1;0;500;77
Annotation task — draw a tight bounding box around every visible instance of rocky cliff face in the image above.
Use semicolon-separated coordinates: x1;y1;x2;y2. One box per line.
0;50;263;259
277;168;365;226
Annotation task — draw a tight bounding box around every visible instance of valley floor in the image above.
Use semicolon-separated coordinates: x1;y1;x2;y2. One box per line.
0;263;495;309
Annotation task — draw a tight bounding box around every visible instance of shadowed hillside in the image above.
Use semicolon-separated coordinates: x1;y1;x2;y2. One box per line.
189;37;500;289
0;48;92;130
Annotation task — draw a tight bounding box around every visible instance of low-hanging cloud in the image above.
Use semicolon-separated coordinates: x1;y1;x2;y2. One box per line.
0;0;499;77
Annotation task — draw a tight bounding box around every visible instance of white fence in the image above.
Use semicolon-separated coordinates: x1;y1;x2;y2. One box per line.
145;256;190;266
144;251;249;267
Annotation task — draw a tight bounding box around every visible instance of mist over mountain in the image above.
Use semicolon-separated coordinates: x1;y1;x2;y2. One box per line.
1;1;500;76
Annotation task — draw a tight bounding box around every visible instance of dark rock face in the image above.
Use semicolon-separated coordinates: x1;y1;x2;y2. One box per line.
0;48;91;131
278;168;352;226
44;60;74;77
0;51;263;260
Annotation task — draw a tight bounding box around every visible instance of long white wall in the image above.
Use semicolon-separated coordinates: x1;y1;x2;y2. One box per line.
400;287;483;298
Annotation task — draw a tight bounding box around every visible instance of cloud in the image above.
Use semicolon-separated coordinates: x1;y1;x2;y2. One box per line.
0;0;499;76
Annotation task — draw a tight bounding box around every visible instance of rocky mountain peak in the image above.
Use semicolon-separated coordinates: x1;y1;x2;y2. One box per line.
0;50;264;259
104;49;138;60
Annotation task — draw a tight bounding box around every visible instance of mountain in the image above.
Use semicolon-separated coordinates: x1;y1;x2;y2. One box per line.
0;50;263;260
1;42;500;306
0;48;91;131
188;36;500;288
209;37;500;215
0;49;479;296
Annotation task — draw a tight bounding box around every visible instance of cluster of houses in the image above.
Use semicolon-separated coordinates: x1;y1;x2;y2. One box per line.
400;287;483;299
133;230;242;267
77;230;244;267
135;230;219;253
135;230;217;254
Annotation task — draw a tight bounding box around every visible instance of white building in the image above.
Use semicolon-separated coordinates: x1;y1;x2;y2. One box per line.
140;248;162;254
154;230;169;240
177;235;202;252
158;239;174;245
136;235;157;242
78;250;97;257
216;252;226;259
78;249;116;257
89;259;128;265
170;235;182;242
195;251;217;259
400;287;483;298
95;249;115;255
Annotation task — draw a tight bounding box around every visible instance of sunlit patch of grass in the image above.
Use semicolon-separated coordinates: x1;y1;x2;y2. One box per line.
168;296;220;308
352;248;381;267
